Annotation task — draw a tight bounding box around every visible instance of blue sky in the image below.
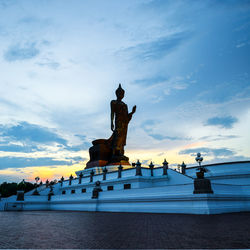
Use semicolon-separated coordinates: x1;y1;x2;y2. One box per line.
0;0;250;182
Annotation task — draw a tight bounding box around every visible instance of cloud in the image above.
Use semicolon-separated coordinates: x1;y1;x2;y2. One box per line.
204;116;238;129
141;119;158;133
0;122;67;145
179;147;235;157
0;156;74;169
148;133;185;141
0;0;16;9
0;143;39;153
199;135;240;142
36;58;60;69
4;43;40;62
64;134;91;151
141;119;190;141
65;143;90;152
0;122;90;155
118;31;190;61
19;17;51;27
134;76;169;87
65;156;86;163
208;0;250;10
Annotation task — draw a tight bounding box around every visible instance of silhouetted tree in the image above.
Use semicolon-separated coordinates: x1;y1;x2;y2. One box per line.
0;182;18;197
0;180;35;198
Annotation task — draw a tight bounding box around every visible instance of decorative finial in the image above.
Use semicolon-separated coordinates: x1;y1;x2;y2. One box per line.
162;159;168;175
181;161;186;174
162;159;168;166
149;161;154;168
135;159;142;176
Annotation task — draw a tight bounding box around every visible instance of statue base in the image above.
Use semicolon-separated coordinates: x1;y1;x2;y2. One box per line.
193;178;214;194
86;160;109;168
86;138;131;169
76;166;103;177
108;160;130;166
86;140;112;169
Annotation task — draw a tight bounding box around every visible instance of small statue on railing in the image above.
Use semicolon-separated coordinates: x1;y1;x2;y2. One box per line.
193;153;213;194
195;153;207;179
32;176;40;195
92;181;102;199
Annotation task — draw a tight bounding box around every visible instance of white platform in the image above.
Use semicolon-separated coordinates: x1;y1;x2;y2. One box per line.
1;161;250;214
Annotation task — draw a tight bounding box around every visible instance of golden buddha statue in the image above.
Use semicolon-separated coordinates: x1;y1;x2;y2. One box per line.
86;84;136;168
110;84;136;161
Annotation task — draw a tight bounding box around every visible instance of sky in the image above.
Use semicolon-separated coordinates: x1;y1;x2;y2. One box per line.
0;0;250;183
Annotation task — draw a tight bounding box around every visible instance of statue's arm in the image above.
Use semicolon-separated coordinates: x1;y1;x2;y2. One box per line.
111;101;115;131
128;105;136;121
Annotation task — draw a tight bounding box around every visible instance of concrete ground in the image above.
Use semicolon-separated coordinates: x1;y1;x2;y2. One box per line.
0;211;250;249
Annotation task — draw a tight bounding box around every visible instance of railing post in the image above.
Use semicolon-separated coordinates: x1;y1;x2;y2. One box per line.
181;162;186;175
118;164;123;178
60;176;64;186
135;160;142;176
149;161;154;176
162;159;168;175
69;174;73;185
78;172;83;184
90;169;94;182
103;167;107;180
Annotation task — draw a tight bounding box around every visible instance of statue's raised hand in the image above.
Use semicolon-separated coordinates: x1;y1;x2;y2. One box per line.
132;105;136;114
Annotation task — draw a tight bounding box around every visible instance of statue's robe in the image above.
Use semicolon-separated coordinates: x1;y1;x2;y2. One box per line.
110;100;132;153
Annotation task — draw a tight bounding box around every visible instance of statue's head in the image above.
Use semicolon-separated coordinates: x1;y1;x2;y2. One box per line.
115;84;125;100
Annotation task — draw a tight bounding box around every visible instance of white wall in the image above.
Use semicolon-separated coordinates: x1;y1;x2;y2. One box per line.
186;162;250;185
2;162;250;214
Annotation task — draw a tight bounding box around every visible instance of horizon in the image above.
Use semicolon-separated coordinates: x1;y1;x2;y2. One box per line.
0;0;250;183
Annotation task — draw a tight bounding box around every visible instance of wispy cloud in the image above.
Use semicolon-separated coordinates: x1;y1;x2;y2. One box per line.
148;133;186;141
118;31;191;61
141;119;157;132
36;54;60;69
179;147;235;157
204;116;238;129
134;76;169;87
19;16;51;27
199;134;240;142
65;156;86;162
4;43;40;62
141;119;190;141
36;60;60;69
